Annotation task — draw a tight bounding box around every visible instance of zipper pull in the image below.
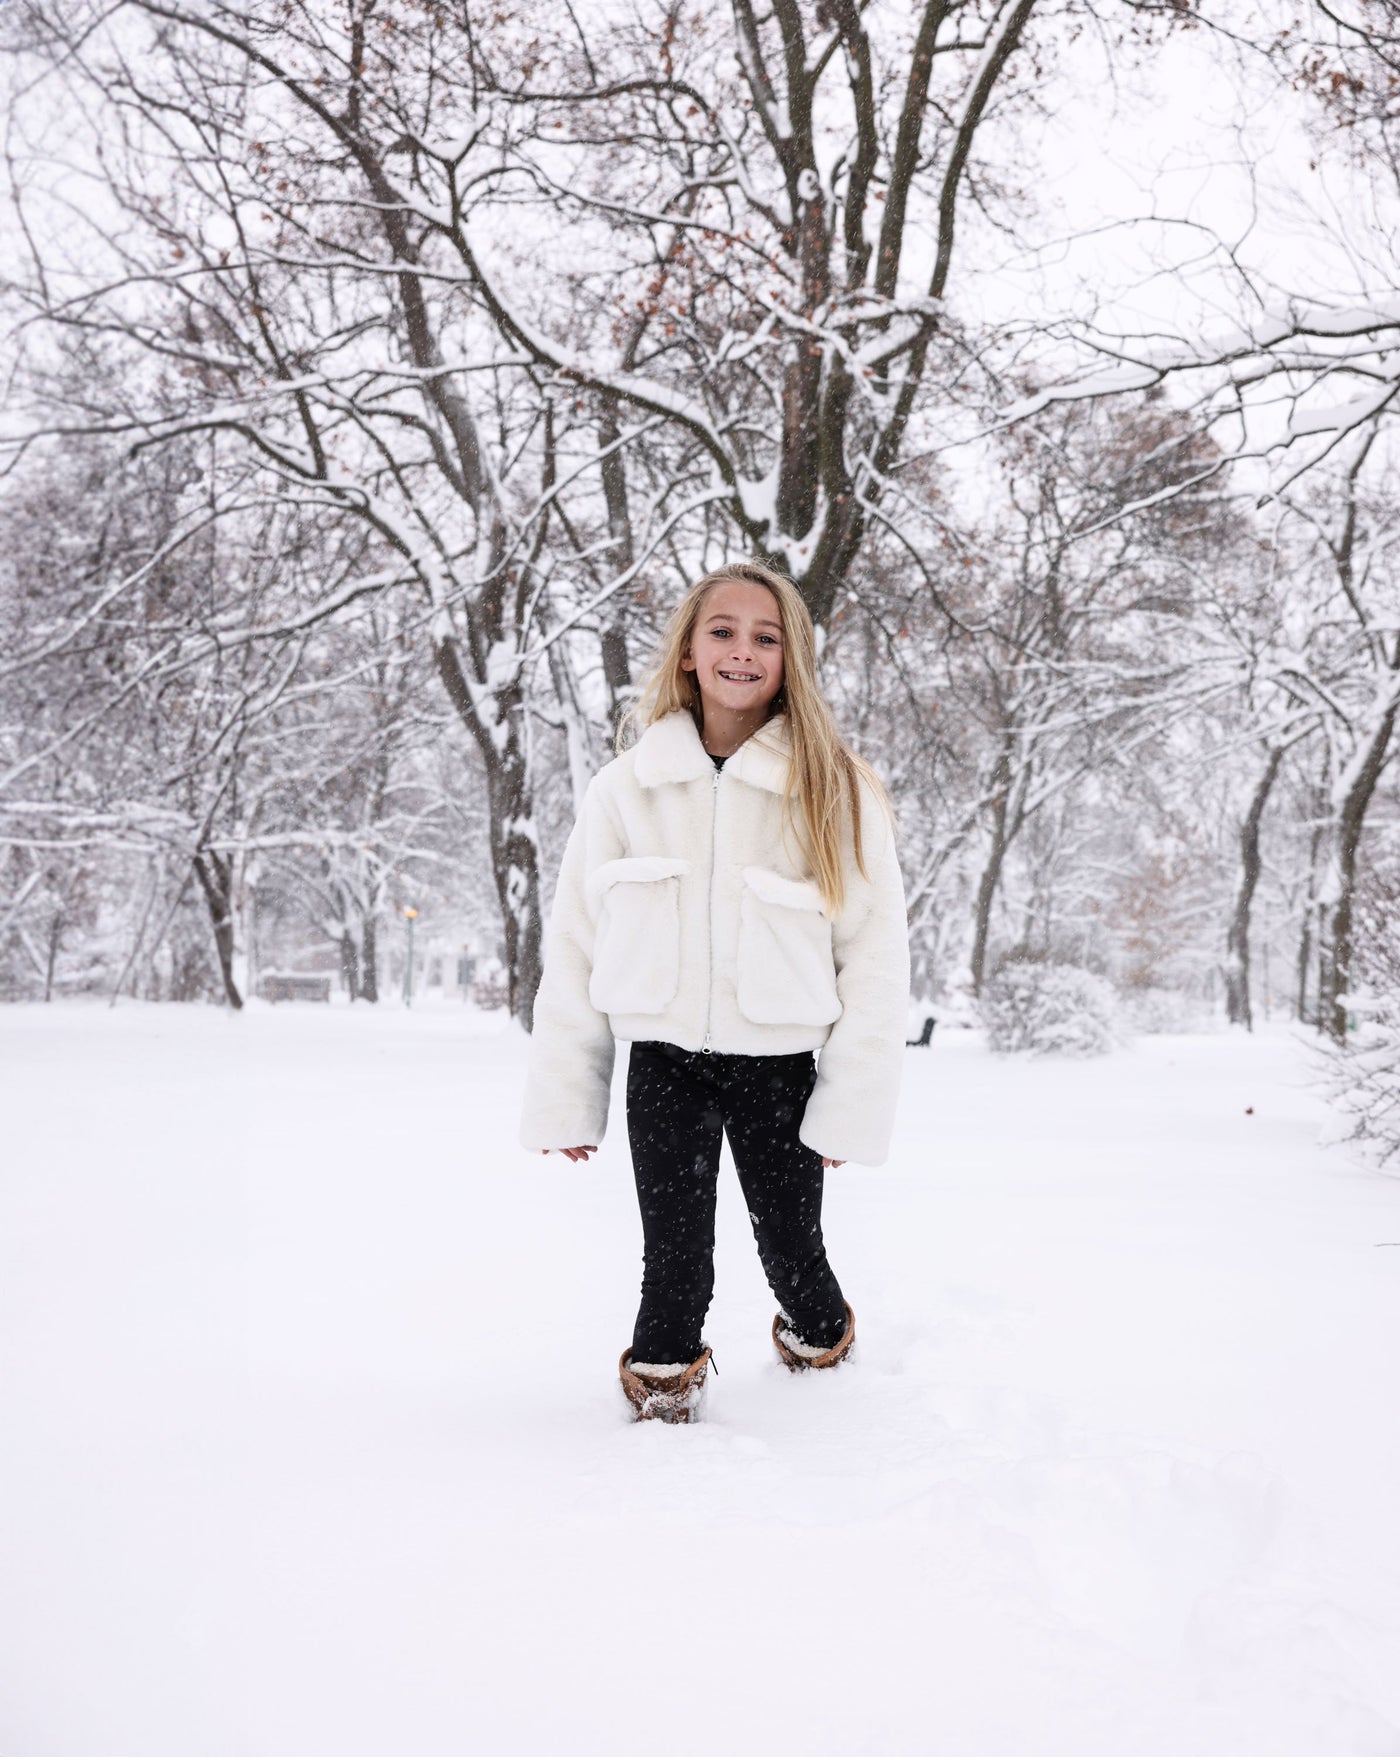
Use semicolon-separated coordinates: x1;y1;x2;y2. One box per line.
701;1031;712;1054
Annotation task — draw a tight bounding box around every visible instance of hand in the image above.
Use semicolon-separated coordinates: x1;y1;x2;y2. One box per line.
822;1156;845;1169
543;1145;598;1163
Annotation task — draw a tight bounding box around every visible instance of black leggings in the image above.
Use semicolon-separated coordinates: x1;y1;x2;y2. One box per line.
626;1040;848;1363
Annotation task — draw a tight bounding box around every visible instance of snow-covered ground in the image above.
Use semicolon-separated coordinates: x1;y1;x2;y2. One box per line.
3;1003;1399;1757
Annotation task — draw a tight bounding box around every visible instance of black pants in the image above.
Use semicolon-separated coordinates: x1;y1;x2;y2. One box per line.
626;1040;848;1363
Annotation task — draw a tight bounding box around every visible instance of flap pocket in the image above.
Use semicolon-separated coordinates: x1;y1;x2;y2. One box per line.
587;855;689;912
736;867;841;1027
740;866;827;913
587;857;688;1016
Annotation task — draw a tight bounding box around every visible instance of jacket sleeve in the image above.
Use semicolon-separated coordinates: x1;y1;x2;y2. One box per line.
799;780;910;1167
518;776;624;1151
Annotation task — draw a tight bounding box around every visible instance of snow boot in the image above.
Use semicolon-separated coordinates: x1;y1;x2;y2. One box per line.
618;1346;712;1424
772;1301;855;1372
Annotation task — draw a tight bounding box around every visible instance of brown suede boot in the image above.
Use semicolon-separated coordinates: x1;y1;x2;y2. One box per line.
618;1346;713;1423
772;1302;855;1372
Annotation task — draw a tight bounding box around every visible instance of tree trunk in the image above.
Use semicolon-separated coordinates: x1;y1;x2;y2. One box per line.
485;733;544;1026
1295;909;1312;1026
43;908;62;1002
969;747;1013;997
339;930;361;1001
1225;747;1284;1030
1317;703;1398;1042
1295;800;1328;1026
596;395;635;738
192;850;243;1010
433;635;543;1028
361;914;379;1003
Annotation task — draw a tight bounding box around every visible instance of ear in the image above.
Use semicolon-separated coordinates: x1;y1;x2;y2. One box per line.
680;647;696;672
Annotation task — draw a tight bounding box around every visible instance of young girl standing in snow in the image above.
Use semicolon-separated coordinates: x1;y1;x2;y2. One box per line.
520;560;909;1422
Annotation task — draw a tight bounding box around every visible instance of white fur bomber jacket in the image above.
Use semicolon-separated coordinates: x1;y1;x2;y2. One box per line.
519;711;910;1166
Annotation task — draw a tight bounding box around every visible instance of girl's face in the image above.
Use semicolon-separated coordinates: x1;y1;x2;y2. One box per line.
681;580;785;719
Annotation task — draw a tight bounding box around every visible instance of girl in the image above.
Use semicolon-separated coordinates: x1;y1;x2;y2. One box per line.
520;560;909;1422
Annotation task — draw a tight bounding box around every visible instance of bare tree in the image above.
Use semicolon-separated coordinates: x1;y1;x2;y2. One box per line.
1287;446;1400;1041
1206;434;1400;1041
3;3;691;1018
1007;3;1400;506
450;0;1065;625
919;392;1234;993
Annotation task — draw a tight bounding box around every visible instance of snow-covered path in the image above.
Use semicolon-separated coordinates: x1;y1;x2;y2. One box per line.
3;1006;1399;1756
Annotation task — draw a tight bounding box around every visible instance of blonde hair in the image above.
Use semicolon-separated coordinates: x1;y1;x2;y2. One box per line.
617;559;889;916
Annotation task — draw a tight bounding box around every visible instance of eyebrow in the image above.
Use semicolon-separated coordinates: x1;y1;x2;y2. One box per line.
704;614;782;630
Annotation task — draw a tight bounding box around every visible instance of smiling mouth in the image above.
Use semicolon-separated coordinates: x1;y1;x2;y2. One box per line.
718;670;761;682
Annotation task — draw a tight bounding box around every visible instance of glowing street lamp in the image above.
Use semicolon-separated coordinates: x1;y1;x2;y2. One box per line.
403;906;419;1006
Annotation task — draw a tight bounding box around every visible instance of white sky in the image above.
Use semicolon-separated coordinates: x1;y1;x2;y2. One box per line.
971;22;1391;346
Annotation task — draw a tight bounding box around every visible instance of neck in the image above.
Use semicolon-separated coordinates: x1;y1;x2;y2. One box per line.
700;704;774;759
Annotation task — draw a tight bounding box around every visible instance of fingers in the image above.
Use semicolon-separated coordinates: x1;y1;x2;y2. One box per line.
551;1145;598;1162
822;1156;845;1169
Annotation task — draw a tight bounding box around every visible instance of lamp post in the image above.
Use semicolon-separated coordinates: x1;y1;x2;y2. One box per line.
403;906;419;1007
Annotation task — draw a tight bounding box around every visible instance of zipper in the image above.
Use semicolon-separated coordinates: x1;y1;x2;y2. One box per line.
701;764;720;1052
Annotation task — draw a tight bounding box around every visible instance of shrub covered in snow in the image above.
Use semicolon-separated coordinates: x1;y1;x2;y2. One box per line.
1123;986;1208;1035
980;955;1120;1057
1320;863;1400;1167
1324;1020;1400;1166
469;957;510;1011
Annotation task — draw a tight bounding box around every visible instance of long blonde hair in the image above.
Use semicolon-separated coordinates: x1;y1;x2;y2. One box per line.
617;559;889;916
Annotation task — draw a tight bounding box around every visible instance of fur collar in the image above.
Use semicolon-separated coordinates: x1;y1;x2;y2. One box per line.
632;710;790;794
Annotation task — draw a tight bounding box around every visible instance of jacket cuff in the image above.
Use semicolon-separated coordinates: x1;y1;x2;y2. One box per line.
519;1101;610;1153
798;1088;893;1167
518;1059;612;1152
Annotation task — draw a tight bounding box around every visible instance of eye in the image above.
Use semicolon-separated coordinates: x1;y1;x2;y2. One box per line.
757;634;779;645
708;625;732;639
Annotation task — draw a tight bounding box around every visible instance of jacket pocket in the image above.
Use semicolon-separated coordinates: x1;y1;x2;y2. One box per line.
587;856;689;1015
735;867;842;1027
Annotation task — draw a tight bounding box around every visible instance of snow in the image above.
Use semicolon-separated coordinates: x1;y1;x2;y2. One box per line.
1003;365;1165;421
1288;382;1400;440
736;463;779;533
3;1006;1399;1756
774;1323;829;1359
419;122;480;164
